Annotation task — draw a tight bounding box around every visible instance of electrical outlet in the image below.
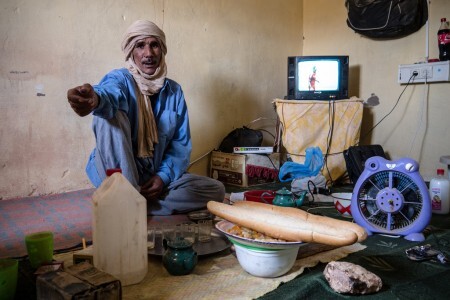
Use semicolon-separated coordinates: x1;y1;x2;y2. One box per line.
419;66;433;79
398;61;450;83
407;65;432;79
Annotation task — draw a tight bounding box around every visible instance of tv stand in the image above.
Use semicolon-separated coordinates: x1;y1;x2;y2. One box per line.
273;98;363;182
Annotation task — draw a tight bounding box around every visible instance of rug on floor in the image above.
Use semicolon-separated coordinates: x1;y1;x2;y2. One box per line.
0;188;192;259
0;189;95;259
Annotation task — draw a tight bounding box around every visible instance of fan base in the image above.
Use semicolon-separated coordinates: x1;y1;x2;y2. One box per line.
404;232;425;242
366;230;425;242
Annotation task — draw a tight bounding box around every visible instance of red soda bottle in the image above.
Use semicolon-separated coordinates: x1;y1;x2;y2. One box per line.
438;18;450;61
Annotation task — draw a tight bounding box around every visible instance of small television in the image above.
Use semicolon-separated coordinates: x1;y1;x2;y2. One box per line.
287;55;349;100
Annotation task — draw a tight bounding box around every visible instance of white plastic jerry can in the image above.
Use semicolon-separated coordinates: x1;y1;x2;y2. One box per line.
92;171;148;286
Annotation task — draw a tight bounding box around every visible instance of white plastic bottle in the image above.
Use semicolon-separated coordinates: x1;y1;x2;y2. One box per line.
92;170;148;286
429;169;450;214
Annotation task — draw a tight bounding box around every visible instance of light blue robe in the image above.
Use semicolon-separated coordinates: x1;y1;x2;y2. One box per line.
85;68;224;215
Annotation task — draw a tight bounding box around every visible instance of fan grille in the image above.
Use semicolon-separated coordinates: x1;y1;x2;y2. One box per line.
356;170;424;233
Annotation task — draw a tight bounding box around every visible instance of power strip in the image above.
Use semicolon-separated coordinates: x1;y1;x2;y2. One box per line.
398;60;450;84
233;147;274;154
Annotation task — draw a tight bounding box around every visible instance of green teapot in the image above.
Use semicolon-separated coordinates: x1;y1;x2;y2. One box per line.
163;236;198;276
272;187;307;208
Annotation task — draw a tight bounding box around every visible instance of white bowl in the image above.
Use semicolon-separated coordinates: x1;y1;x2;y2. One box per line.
215;220;303;250
215;220;303;277
331;192;353;218
233;242;300;278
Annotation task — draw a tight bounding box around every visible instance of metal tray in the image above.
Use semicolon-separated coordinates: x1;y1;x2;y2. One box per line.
148;229;231;256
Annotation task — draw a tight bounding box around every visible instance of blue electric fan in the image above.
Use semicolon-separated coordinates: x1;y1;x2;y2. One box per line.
351;156;432;242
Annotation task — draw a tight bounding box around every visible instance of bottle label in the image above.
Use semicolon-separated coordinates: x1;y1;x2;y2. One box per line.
438;32;450;44
431;187;442;211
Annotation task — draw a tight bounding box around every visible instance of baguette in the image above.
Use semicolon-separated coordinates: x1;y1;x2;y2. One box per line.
207;201;359;247
234;201;367;242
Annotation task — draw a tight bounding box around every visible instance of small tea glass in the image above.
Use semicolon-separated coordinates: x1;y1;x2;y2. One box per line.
197;220;212;242
147;228;155;249
182;223;197;244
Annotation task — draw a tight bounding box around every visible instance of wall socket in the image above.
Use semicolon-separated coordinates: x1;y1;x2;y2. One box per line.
398;61;450;84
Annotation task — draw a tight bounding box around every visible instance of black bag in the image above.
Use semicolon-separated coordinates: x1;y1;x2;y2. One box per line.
343;144;387;184
345;0;428;39
218;127;263;153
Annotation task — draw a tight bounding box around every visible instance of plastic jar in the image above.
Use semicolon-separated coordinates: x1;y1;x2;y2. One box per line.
429;169;450;214
92;171;148;285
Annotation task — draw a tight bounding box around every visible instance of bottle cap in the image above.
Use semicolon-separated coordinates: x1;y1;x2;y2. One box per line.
442;18;447;22
437;169;445;175
106;168;122;176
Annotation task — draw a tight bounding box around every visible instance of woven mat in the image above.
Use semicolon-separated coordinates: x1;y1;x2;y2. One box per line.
55;243;365;300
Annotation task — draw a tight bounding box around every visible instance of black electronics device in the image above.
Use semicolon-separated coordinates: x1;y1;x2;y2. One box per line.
343;144;386;184
287;55;349;100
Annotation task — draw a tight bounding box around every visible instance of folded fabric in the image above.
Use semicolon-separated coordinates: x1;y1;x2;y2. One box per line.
278;147;324;182
246;164;279;180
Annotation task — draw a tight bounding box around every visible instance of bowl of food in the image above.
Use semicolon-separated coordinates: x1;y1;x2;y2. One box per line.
243;190;275;205
215;220;302;277
331;192;353;218
233;242;299;278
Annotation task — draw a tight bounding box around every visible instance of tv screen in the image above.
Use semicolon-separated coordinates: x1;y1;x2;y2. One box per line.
298;60;339;92
287;56;349;100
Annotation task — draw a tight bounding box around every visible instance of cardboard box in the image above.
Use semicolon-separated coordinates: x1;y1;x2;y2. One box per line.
210;151;279;187
73;245;94;265
36;262;121;300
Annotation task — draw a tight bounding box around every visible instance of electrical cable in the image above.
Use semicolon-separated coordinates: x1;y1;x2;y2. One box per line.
277;71;417;187
274;115;282;153
189;116;278;168
257;128;276;139
306;206;335;214
189;149;213;167
307;180;316;204
358;72;418;144
274;73;416;186
324;100;336;186
408;74;429;158
245;117;277;127
265;154;279;171
245;117;277;139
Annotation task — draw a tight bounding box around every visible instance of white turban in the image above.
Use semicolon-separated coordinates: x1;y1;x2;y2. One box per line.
121;20;168;158
121;20;167;96
121;20;167;61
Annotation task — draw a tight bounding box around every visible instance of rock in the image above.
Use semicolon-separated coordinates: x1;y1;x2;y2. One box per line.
323;261;382;294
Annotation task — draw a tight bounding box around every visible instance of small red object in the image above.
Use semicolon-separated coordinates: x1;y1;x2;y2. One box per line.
106;169;122;176
243;190;276;204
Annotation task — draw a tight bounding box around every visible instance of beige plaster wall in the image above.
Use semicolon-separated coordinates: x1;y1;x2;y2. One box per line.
6;0;447;200
0;0;303;199
303;0;450;181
